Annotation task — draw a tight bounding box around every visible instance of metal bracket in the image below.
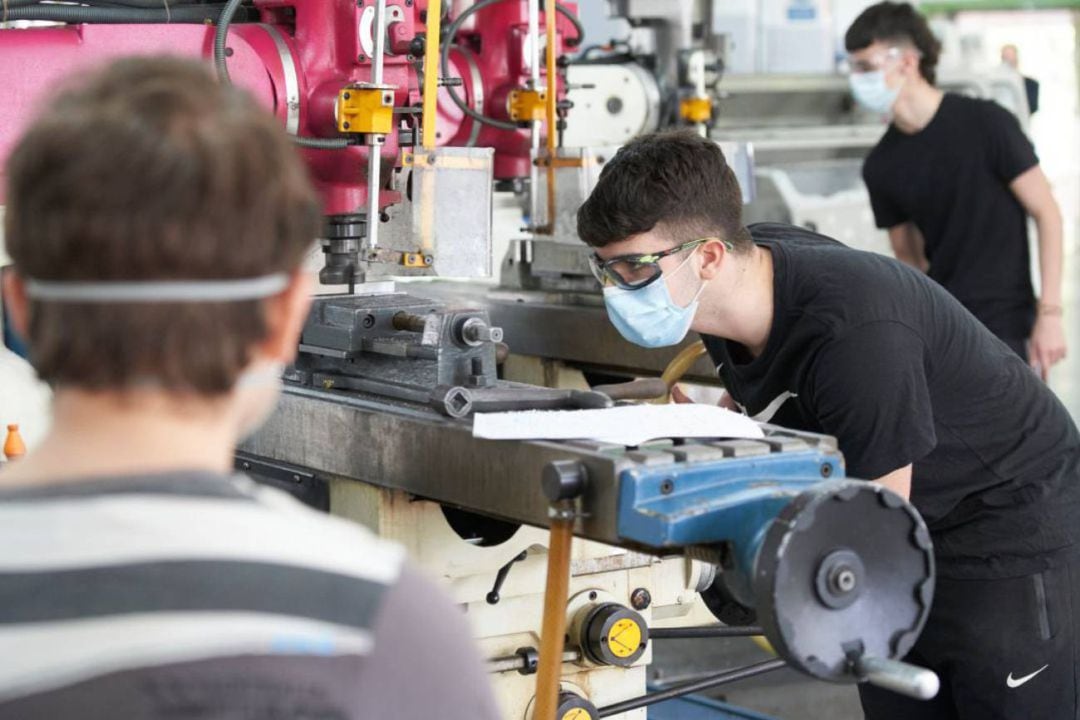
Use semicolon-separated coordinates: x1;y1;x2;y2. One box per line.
234;451;330;512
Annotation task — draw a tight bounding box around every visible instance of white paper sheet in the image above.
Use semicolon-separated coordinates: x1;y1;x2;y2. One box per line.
472;404;764;446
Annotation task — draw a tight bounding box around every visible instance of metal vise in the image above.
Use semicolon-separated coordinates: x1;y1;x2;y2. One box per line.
291;290;615;416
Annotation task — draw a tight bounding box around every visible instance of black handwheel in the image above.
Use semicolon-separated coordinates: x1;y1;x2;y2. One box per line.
754;481;934;681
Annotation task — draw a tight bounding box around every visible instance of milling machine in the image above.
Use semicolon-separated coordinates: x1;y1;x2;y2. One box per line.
0;3;939;717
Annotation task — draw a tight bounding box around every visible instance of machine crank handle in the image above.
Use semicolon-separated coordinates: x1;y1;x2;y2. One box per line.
854;656;939;700
430;384;614;417
465;387;613;412
486;550;528;605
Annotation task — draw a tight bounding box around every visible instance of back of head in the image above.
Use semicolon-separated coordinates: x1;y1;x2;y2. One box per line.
576;130;751;252
845;2;942;85
4;57;321;394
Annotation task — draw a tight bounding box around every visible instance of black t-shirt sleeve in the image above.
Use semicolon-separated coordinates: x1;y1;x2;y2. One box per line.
807;322;937;479
862;159;908;229
984;101;1038;183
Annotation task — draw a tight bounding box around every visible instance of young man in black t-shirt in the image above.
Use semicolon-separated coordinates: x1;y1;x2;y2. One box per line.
578;130;1080;720
845;3;1066;379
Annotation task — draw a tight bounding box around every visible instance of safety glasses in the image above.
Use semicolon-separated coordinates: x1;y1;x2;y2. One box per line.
845;46;910;74
588;237;727;290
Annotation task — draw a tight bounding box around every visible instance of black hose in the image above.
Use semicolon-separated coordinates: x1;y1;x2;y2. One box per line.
649;625;766;640
104;0;215;5
596;658;787;717
556;2;584;48
1;0;213;7
0;3;226;23
573;41;636;65
68;0;215;6
211;0;351;150
440;0;584;132
289;136;357;150
439;0;516;131
212;0;244;83
437;44;483;145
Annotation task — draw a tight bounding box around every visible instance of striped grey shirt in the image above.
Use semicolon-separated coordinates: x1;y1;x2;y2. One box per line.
0;472;501;720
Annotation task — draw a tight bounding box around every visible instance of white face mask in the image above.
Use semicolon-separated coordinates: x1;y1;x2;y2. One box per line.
234;360;286;440
849;70;901;114
602;249;709;348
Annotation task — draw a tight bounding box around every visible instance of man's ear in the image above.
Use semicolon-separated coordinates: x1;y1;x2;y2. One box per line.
698;238;728;280
1;268;30;338
899;48;922;80
255;270;312;364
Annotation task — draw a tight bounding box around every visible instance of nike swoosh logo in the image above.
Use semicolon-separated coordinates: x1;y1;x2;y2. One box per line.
1007;664;1049;688
752;391;798;423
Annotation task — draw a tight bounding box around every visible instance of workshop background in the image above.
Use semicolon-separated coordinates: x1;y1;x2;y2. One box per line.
0;1;1078;719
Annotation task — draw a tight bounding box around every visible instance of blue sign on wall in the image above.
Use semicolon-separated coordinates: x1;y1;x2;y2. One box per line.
787;0;818;20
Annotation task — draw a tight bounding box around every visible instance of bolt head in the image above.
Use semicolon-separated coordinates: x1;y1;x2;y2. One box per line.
833;567;857;593
630;588;652;610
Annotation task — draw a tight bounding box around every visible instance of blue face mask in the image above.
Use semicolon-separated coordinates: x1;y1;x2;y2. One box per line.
603;251;707;348
849;71;900;114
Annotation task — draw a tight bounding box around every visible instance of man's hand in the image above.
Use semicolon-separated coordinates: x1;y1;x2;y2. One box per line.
1029;312;1066;381
670;384;695;404
671;384;740;411
875;465;912;500
1011;166;1065;383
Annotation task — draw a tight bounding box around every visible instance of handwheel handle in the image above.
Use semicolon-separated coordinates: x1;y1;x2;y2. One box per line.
855;656;940;700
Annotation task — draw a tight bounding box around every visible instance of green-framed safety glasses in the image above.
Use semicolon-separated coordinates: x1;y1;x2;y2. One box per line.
588;237;731;290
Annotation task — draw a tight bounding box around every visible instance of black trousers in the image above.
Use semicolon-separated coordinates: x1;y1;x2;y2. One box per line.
859;553;1079;719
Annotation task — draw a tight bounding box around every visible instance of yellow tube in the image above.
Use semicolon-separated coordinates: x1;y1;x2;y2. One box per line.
420;0;443;149
653;340;709;404
543;0;557;232
533;514;573;720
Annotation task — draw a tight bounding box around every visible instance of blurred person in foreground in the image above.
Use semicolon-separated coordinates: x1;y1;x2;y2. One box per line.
0;57;499;720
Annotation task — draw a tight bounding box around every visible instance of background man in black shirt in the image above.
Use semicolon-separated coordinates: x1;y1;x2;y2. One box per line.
578;130;1080;720
1001;44;1040;115
845;2;1065;379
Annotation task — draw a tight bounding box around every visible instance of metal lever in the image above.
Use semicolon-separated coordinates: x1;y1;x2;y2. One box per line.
430;384;614;418
855;656;940;700
487;550;527;605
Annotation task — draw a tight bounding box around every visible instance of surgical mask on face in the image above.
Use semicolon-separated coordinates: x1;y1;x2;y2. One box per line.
603;250;707;348
849;71;900;114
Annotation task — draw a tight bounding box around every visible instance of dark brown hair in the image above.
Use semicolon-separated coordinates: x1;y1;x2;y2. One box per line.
576;130;752;252
4;57;321;393
845;2;942;85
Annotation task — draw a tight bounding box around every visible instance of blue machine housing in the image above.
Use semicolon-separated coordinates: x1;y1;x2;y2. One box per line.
616;445;846;606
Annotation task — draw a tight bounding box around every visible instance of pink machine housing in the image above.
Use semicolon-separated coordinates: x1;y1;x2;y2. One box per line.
0;0;577;225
